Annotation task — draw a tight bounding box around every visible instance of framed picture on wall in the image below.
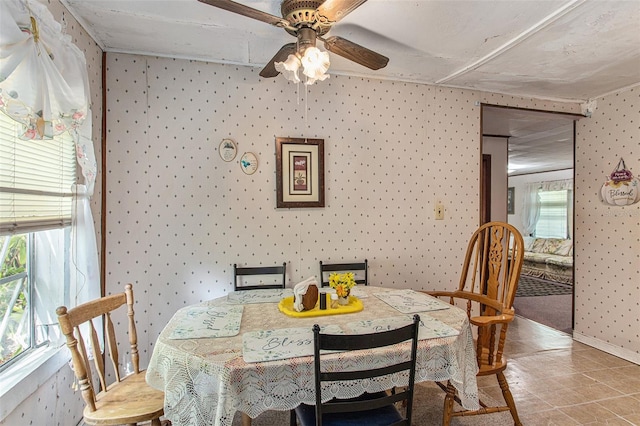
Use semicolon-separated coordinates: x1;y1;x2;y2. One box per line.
276;137;325;208
507;187;515;214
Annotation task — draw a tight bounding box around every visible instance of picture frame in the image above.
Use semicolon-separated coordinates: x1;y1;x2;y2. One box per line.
276;137;325;208
507;187;515;214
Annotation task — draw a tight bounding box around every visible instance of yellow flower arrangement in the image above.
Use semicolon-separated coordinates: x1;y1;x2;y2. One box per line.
329;272;356;298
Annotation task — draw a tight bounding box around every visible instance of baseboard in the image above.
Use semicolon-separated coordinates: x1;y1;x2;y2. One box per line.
573;332;640;365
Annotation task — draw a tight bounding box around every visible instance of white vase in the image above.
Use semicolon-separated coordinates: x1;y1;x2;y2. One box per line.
338;291;350;305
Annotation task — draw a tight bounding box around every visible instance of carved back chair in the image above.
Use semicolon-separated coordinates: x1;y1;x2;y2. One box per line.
56;284;164;425
233;262;287;291
426;221;525;426
318;259;368;287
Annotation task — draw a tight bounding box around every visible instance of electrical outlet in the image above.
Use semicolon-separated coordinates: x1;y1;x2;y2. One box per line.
435;201;444;220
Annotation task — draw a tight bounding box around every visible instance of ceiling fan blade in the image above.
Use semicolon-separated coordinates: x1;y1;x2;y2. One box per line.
198;0;289;27
316;0;368;23
260;43;297;78
322;36;389;70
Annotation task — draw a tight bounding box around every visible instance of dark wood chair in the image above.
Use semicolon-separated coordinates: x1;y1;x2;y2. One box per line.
290;314;420;426
56;284;165;426
424;221;525;426
233;262;287;291
318;259;368;287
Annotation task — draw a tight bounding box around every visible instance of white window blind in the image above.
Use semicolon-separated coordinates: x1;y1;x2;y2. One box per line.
535;190;569;239
0;112;76;235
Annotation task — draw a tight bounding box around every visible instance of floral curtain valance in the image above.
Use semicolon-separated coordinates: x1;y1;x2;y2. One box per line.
538;178;573;192
0;0;89;140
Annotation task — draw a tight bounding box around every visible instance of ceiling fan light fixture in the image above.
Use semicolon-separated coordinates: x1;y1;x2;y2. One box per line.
201;0;389;82
300;46;330;85
275;54;302;83
274;46;330;85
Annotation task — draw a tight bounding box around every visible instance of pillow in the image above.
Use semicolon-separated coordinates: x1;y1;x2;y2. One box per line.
530;238;547;253
549;239;573;256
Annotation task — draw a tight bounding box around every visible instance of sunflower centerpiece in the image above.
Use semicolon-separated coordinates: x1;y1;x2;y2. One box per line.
329;272;356;305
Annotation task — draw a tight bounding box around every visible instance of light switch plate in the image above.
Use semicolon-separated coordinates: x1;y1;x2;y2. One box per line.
435;202;444;220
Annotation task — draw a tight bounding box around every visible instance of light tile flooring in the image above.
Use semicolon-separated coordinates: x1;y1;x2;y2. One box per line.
484;316;640;425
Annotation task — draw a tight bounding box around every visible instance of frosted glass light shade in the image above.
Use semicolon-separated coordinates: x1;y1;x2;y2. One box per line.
275;54;302;83
301;47;330;85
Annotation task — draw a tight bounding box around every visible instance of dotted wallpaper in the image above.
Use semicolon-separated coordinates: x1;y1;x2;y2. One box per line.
575;87;640;357
103;53;585;368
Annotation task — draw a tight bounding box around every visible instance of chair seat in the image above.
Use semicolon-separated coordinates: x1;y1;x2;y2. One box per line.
294;392;403;426
475;345;508;375
83;371;165;425
478;359;508;376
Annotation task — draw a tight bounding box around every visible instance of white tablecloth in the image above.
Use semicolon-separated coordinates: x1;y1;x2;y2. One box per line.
146;286;479;426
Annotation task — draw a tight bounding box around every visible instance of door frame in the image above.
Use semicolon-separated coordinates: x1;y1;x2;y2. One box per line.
480;103;582;331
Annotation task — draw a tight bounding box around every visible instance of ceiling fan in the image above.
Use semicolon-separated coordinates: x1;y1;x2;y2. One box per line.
197;0;389;80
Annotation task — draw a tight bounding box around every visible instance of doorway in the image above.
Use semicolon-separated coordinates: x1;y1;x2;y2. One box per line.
481;104;581;333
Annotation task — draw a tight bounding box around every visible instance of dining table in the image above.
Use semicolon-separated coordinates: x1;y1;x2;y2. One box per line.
146;285;480;426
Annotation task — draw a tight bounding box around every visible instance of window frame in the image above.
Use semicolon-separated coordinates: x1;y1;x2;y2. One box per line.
0;226;73;421
0;264;31;372
0;110;77;394
1;228;72;372
535;189;570;239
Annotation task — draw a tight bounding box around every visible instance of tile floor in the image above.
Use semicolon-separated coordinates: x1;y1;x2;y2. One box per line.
482;316;640;425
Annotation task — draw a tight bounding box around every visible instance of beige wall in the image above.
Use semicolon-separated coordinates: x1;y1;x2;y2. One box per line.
99;54;639;373
483;136;509;222
574;89;640;360
102;53;585;370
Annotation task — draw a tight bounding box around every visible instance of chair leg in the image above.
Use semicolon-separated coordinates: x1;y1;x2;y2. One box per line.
497;371;522;426
241;412;252;426
289;409;297;426
442;381;456;426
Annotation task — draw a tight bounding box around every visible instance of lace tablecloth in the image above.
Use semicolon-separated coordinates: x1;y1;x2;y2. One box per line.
146;286;479;426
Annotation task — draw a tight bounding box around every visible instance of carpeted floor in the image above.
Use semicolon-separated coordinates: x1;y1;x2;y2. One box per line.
231;382;515;426
513;293;572;333
514;275;573;333
515;275;572;297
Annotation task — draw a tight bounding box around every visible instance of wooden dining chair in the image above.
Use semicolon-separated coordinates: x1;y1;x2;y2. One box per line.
290;314;420;426
424;221;525;426
56;284;165;426
318;259;368;287
233;262;287;291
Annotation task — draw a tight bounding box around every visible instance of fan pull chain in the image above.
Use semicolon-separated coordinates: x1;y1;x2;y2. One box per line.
304;84;308;126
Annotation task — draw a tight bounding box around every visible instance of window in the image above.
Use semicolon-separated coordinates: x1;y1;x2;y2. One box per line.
0;112;75;370
535;190;569;239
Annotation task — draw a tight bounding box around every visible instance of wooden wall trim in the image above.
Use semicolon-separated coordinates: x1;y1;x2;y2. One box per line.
100;51;106;298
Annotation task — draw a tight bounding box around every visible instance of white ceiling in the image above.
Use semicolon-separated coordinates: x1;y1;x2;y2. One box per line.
62;0;640;103
483;106;577;176
60;0;640;175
